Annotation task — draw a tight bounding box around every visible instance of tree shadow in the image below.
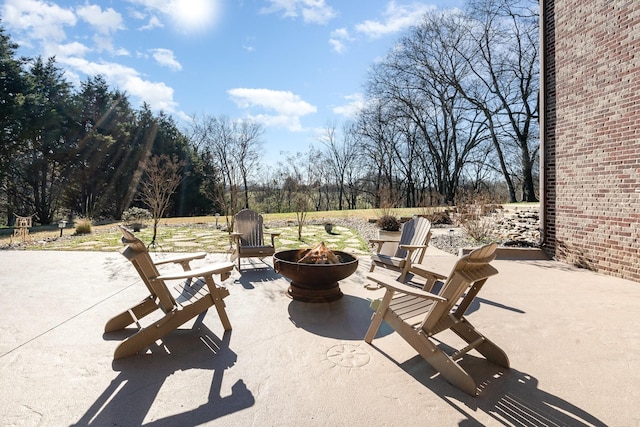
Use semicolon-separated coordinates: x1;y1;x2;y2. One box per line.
76;327;254;426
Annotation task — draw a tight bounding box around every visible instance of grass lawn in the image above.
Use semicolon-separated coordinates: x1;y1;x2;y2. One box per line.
0;204;538;254
0;208;425;254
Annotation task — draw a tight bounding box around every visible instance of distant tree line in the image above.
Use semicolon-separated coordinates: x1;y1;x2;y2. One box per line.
0;26;215;226
0;0;539;226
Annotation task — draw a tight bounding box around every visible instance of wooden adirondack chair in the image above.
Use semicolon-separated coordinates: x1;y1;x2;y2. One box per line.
230;209;280;271
105;226;234;360
364;243;509;396
369;216;432;282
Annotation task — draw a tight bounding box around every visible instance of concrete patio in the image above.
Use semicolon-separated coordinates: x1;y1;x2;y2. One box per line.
0;246;638;426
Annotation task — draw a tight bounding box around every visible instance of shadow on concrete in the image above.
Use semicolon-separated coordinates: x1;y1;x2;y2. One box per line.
466;296;526;316
373;348;606;427
233;263;281;289
76;326;254;426
287;294;393;340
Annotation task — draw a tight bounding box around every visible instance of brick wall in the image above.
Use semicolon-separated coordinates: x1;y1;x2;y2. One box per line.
542;0;640;282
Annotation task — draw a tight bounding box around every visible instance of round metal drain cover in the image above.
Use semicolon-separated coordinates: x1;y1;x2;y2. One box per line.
326;344;370;367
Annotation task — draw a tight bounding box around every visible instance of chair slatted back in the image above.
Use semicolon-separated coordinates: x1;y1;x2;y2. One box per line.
420;243;498;333
119;226;177;313
395;217;432;262
234;209;265;247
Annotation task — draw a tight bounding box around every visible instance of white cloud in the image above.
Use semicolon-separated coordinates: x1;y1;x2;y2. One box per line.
1;0;76;43
59;56;180;114
329;27;352;54
329;39;346;54
228;88;317;131
261;0;336;25
332;93;365;118
355;1;434;39
75;5;124;53
139;15;164;31
46;41;91;59
243;36;256;53
127;0;222;34
150;48;182;71
76;5;124;35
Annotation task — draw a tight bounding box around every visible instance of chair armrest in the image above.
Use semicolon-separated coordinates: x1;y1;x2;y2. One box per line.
366;272;446;301
154;252;207;270
411;264;448;281
154;252;207;265
399;244;427;251
369;238;394;244
230;232;243;248
369;238;393;252
156;261;234;281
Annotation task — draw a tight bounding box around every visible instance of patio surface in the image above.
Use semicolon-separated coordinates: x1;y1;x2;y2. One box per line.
0;245;638;426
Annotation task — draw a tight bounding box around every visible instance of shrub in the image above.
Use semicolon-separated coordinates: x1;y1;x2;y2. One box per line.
122;207;152;224
427;211;453;225
376;214;401;231
454;191;503;243
460;216;494;243
75;218;92;235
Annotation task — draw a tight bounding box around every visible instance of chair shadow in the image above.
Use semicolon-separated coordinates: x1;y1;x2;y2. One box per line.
77;327;254;426
465;296;526;316
233;263;281;289
412;280;526;316
287;294;393;340
376;348;606;427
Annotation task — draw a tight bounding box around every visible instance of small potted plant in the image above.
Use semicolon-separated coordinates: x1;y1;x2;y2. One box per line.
375;214;402;256
376;214;401;232
122;207;151;232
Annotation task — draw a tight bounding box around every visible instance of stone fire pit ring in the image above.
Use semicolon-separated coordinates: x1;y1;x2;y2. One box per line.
273;249;359;303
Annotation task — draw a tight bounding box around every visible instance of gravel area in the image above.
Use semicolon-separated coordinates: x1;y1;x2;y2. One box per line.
267;217;477;255
271;213;541;256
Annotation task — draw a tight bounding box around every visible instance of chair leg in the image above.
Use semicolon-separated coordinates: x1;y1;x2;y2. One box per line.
399;266;409;282
416;336;478;396
213;298;231;331
379;311;478;395
104;296;158;332
205;276;232;331
451;319;510;368
364;290;393;343
113;298;214;359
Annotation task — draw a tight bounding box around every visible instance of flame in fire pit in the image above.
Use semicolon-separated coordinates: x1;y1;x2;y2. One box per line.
297;242;342;264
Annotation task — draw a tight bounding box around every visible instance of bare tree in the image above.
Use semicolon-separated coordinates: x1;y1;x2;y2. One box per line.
189;114;264;228
279;151;318;240
236;120;264;209
138;154;185;246
363;11;490;205
460;0;540;201
316;121;363;210
354;99;402;207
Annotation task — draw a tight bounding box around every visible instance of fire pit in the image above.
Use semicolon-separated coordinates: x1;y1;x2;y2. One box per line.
273;243;358;303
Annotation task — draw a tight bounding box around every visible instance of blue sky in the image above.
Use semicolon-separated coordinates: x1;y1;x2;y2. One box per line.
1;0;463;165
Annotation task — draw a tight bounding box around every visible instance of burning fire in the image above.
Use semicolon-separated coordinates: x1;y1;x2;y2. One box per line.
297;242;342;264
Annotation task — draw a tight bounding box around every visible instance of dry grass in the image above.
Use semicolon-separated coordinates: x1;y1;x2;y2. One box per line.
0;208;436;252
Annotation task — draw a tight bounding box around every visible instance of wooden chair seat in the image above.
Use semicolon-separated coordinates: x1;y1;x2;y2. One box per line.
230;209;280;271
105;226;234;359
369;217;432;282
365;243;509;396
